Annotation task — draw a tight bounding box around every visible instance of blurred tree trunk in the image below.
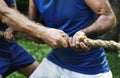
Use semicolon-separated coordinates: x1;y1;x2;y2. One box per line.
102;0;120;53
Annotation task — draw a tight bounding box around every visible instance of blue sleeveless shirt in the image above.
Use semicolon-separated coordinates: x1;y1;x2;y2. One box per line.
34;0;110;74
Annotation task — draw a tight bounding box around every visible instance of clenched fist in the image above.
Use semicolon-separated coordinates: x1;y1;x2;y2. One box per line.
69;31;90;51
40;28;69;48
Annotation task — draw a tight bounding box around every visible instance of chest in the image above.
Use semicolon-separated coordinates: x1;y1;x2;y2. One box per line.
35;0;89;19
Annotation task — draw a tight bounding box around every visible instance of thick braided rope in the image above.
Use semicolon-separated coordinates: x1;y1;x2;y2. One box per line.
84;38;120;50
0;31;120;50
0;31;30;39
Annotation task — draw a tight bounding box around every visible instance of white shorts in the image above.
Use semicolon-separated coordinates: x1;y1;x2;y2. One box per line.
29;58;112;78
0;75;2;78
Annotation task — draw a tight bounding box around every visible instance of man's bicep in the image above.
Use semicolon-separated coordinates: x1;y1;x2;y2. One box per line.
85;0;113;15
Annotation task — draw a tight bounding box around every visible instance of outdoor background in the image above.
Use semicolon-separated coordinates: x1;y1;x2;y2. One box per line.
6;0;120;78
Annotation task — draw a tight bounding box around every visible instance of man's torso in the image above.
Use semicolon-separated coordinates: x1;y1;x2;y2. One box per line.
34;0;110;74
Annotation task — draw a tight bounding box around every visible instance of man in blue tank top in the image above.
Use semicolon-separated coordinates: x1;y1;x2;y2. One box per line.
29;0;116;78
0;0;40;77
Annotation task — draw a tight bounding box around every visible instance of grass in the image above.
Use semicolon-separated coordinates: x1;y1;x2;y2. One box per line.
107;52;120;78
6;40;120;78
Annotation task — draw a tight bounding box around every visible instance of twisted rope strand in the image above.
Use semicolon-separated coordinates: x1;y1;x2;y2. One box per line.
0;31;120;50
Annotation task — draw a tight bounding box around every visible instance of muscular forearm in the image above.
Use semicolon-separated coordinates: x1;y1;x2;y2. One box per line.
81;13;116;37
0;0;47;38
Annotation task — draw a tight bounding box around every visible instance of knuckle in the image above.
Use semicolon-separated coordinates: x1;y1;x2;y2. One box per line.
71;44;75;48
53;42;58;47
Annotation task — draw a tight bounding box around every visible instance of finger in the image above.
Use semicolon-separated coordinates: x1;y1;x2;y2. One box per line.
75;36;87;49
3;32;9;40
70;38;81;50
71;36;77;48
74;35;80;45
75;43;80;49
79;42;90;51
69;37;76;48
45;40;58;49
74;36;81;48
59;30;69;41
73;34;81;49
52;42;59;48
59;38;68;48
5;32;15;41
62;34;69;42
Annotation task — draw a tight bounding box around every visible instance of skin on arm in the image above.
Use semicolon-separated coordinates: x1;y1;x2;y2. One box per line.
69;0;116;51
0;0;68;48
